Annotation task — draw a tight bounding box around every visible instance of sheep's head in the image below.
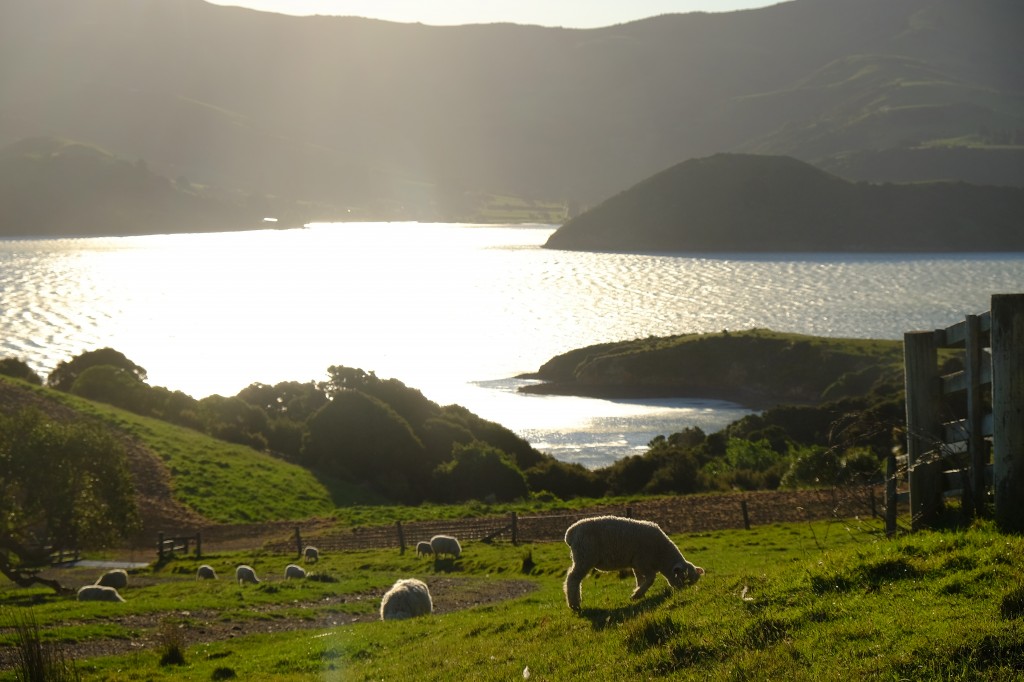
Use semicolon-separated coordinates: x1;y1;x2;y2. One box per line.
669;561;705;587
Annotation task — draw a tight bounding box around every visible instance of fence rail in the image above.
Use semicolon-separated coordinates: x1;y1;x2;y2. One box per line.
901;293;1024;531
263;487;881;556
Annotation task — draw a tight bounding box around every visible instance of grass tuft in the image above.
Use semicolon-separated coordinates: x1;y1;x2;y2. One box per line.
1000;584;1024;620
622;613;680;653
157;619;187;667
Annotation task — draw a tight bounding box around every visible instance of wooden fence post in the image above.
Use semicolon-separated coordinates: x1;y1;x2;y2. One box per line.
294;527;302;558
195;532;202;558
964;313;987;518
510;512;518;545
396;521;405;554
885;450;898;537
904;330;943;530
991;294;1024;532
740;499;750;530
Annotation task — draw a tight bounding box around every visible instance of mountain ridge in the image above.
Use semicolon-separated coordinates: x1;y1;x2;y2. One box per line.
1;0;1021;226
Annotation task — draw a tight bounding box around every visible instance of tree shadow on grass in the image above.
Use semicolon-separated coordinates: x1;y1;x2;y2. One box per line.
577;588;673;631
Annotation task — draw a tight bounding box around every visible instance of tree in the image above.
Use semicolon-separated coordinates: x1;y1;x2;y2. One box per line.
69;365;151;412
0;358;42;385
197;395;269;450
236;381;327;421
0;409;138;592
302;390;428;502
47;348;146;392
431;441;528;503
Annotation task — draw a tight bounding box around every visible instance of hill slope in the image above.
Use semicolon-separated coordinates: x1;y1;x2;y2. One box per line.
544;154;1024;252
0;377;338;536
1;0;1021;223
0;137;269;237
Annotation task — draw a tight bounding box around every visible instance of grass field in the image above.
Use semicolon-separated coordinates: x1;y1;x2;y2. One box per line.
3;515;1024;680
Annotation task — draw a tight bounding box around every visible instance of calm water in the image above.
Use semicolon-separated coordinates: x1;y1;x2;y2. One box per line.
2;223;1022;468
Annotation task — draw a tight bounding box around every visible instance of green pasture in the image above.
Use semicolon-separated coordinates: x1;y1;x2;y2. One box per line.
4;517;1024;680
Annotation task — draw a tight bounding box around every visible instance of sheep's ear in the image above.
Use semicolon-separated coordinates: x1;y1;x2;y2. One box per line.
696;566;705;575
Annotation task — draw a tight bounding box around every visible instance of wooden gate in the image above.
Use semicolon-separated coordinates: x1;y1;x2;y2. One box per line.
900;293;1024;531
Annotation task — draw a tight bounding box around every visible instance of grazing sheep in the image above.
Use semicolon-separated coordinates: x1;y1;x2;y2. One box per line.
379;578;433;620
303;546;319;563
563;515;704;610
415;541;433;557
284;563;307;579
196;564;218;580
77;585;125;602
429;534;461;559
95;568;128;589
235;564;260;585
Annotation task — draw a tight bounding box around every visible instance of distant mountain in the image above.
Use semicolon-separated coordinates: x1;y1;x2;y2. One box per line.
0;137;267;237
544;153;1024;252
1;0;1022;224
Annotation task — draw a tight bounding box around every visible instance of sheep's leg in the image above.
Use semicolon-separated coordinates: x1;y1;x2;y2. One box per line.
564;561;588;610
631;570;656;599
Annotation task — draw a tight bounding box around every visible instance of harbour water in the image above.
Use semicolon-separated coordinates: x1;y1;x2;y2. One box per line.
2;223;1021;468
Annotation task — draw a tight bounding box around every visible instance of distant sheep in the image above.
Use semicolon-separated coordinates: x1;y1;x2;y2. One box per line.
77;585;125;602
235;564;260;585
303;546;319;563
196;564;218;580
563;515;704;610
415;541;433;557
95;568;128;589
380;578;433;621
284;563;307;579
429;535;461;559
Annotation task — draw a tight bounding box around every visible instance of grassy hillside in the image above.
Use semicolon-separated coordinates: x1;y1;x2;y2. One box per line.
0;377;343;526
3;517;1023;680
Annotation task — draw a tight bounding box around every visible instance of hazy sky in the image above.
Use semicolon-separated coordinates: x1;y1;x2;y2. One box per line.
204;1;782;28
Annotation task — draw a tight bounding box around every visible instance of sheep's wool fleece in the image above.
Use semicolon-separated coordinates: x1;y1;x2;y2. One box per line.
565;515;689;571
380;578;433;620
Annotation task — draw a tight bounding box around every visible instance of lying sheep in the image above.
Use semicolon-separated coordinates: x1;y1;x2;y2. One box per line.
380;578;433;620
77;585;125;602
429;534;461;559
284;563;306;579
196;564;218;580
563;515;704;610
303;546;319;563
415;541;433;557
95;568;128;589
235;564;260;585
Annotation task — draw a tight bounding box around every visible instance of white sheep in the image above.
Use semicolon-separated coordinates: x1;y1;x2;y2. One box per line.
95;568;128;589
429;534;461;559
284;563;307;579
303;546;319;563
415;541;433;557
196;564;218;580
563;515;704;610
379;578;433;620
77;585;125;602
235;564;260;585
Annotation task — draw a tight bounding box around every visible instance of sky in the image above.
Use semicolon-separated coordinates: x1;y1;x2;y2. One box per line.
204;0;781;28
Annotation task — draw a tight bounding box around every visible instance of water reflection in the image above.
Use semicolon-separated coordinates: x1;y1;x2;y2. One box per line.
2;223;1021;468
